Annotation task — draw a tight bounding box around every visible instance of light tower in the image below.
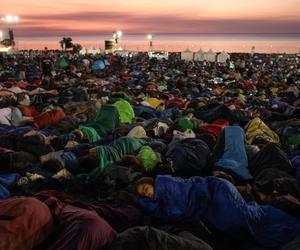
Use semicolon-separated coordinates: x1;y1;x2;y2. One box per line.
113;30;122;44
147;34;153;48
1;15;19;48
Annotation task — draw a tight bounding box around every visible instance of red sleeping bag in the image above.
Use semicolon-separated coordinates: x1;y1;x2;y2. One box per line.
34;109;66;128
198;119;229;138
0;197;53;250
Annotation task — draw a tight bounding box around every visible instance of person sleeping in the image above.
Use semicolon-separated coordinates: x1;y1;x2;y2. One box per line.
136;175;300;248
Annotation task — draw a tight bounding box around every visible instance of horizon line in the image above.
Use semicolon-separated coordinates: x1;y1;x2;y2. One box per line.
16;32;300;37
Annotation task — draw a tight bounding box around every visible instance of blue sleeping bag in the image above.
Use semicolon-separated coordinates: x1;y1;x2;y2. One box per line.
92;60;106;71
215;126;252;180
139;175;300;248
0;173;21;199
0;125;58;137
134;105;179;120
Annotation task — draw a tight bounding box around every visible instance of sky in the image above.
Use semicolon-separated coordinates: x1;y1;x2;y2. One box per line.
1;0;300;37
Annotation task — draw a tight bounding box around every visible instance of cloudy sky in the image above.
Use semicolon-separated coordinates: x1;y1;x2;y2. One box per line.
2;0;300;36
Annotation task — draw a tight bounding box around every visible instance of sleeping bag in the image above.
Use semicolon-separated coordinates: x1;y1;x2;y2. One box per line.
34;109;66;129
87;105;120;137
249;143;293;177
166;138;211;177
79;136;147;178
139;175;300;248
0;173;20;199
0;197;52;250
245;117;280;145
213;126;252;180
114;99;135;124
46;205;116;250
107;226;212;250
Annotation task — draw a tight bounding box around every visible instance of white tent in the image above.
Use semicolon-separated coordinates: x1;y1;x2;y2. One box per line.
181;48;194;61
204;49;216;62
217;51;230;63
86;48;101;55
79;48;87;55
80;48;101;55
148;51;169;60
194;48;205;61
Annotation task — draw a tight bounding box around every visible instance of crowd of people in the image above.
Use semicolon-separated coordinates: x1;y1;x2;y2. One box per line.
0;50;299;250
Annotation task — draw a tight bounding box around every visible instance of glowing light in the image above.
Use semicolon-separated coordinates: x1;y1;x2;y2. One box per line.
116;30;122;38
1;15;19;23
0;46;11;52
6;15;13;22
147;34;152;40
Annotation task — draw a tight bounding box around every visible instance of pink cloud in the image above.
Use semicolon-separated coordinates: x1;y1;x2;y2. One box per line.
12;11;300;36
